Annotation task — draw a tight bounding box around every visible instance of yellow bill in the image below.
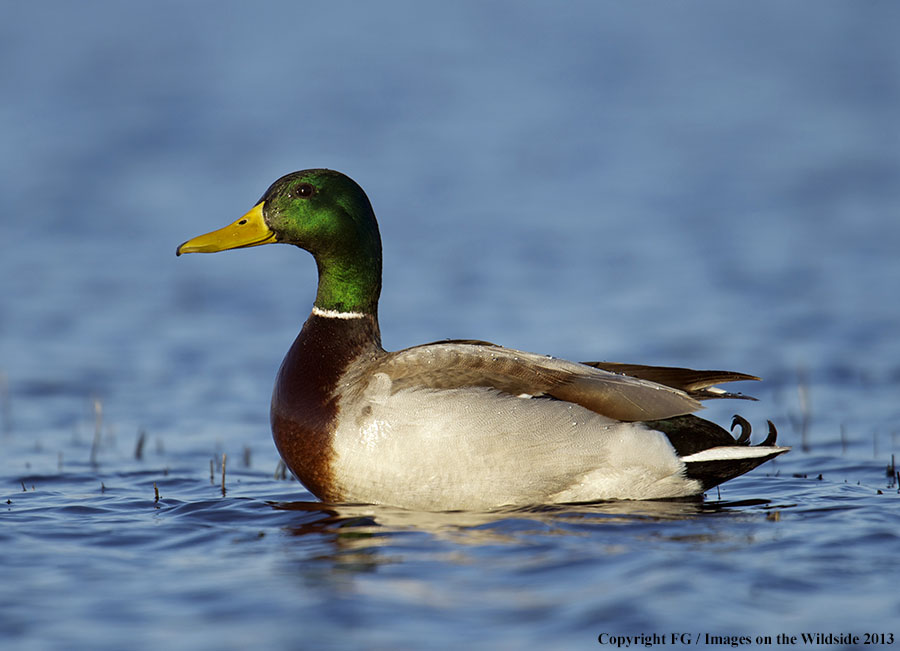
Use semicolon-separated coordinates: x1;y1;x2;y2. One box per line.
176;202;276;256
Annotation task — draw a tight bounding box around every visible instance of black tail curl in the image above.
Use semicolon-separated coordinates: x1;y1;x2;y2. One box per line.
731;414;779;447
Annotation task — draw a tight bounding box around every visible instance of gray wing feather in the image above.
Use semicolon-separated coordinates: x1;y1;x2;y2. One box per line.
373;343;704;422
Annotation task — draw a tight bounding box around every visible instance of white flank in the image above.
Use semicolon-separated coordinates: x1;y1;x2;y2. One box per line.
311;306;368;319
680;445;790;463
329;385;705;509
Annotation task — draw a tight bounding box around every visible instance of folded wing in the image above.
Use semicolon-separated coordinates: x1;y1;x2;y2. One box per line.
374;341;710;422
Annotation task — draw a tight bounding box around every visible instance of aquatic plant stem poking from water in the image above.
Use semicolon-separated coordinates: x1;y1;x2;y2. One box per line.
796;366;810;452
0;372;11;435
153;483;159;503
135;430;146;460
90;399;102;465
221;453;226;497
274;460;287;480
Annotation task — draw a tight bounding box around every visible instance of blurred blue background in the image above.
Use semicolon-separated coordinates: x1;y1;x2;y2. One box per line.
2;2;899;649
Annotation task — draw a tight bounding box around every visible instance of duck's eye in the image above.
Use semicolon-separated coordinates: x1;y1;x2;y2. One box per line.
294;183;315;198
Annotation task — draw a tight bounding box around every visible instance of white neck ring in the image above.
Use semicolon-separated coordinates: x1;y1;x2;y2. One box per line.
311;306;368;320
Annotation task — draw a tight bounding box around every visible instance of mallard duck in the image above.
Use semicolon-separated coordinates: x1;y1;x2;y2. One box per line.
177;169;788;511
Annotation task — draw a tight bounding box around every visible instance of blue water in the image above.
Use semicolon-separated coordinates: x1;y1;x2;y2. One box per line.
2;2;899;649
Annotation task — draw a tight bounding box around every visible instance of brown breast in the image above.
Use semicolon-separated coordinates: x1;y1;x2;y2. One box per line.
270;313;382;501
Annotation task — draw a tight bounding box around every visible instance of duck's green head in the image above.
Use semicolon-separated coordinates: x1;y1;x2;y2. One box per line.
177;169;382;315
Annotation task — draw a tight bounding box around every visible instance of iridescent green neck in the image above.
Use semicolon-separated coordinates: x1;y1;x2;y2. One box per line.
312;238;382;315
